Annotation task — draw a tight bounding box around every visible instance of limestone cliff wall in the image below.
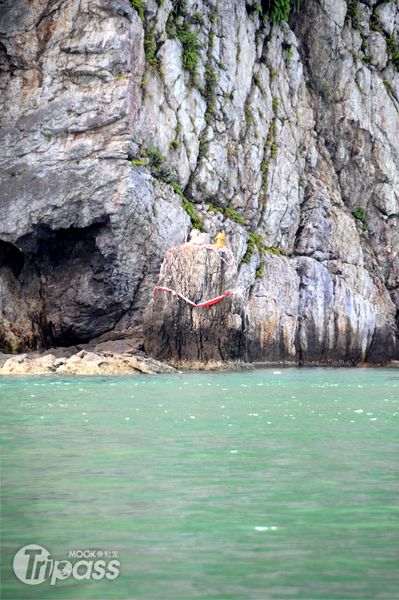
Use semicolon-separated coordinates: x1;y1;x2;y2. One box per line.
0;0;398;363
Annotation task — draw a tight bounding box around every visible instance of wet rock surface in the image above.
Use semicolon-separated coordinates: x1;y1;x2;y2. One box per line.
1;0;398;365
0;346;176;376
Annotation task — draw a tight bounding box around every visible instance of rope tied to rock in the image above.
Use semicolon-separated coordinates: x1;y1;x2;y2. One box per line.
153;286;241;308
154;239;244;308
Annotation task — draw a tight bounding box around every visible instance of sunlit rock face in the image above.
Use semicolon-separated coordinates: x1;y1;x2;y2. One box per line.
143;242;246;362
0;0;398;363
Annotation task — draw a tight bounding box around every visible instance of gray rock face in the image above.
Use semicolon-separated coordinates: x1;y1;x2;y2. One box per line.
1;0;398;363
243;254;300;364
143;242;246;362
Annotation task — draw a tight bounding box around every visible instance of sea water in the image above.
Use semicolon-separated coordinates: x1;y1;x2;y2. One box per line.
0;368;398;599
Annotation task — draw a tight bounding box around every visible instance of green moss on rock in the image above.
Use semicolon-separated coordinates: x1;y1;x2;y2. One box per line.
131;0;144;21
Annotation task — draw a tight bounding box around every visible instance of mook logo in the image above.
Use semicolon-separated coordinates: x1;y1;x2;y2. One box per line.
13;544;120;586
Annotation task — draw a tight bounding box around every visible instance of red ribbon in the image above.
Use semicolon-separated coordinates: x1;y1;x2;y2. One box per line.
153;286;235;308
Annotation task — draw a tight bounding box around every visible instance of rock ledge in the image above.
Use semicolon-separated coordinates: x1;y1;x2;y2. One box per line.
0;348;176;376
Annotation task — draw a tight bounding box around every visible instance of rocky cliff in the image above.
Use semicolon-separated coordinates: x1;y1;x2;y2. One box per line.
0;0;398;364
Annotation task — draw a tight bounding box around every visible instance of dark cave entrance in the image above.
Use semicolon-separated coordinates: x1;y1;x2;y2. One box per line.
17;222;105;265
0;221;126;352
0;240;26;278
0;239;45;352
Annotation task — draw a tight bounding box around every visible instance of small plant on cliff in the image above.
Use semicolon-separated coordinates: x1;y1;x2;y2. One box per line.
267;0;301;25
244;107;254;127
284;44;294;59
202;66;218;124
193;11;205;25
170;182;202;230
144;33;159;71
144;147;164;169
206;203;245;225
242;1;301;26
247;2;262;21
178;24;201;84
242;232;282;266
165;6;201;85
207;202;223;214
259;97;279;209
370;12;382;33
272;96;279;115
270;142;278;159
131;158;146;167
242;232;266;263
353;207;368;231
387;36;399;70
265;246;281;256
242;236;256;263
256;261;265;278
224;208;245;225
131;0;144;21
345;0;360;30
169;139;180;151
370;15;399;71
136;147;174;183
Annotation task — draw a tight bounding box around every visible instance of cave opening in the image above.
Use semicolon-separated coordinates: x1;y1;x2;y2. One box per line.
0;220;125;352
0;239;45;353
0;239;25;278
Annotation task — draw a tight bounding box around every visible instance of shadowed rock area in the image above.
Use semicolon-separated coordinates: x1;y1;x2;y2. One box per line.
0;0;398;366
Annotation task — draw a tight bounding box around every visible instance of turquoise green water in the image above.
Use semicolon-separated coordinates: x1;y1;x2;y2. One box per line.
1;368;398;600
